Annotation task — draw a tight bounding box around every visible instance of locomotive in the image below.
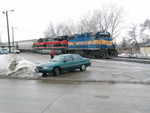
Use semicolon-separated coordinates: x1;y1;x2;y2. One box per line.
35;36;68;54
34;30;118;58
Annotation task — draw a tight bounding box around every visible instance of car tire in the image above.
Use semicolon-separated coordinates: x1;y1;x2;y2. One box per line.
80;65;86;71
53;67;60;76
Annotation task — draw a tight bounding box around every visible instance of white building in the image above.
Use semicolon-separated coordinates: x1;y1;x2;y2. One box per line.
140;42;150;56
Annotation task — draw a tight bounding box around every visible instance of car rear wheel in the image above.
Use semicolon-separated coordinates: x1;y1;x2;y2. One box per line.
80;65;86;71
53;67;60;76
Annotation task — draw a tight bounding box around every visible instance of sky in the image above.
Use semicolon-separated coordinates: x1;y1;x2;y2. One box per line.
0;0;150;42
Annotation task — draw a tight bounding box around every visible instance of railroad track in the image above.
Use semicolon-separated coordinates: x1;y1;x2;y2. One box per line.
111;57;150;64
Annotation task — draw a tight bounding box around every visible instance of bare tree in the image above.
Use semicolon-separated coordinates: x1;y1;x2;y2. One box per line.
44;20;77;38
76;11;93;33
55;23;64;36
139;19;150;42
63;20;77;35
44;4;125;38
139;30;149;43
92;10;104;31
140;19;150;31
78;4;125;38
127;24;139;47
98;4;125;38
109;5;125;38
44;22;56;38
67;20;77;34
56;21;76;36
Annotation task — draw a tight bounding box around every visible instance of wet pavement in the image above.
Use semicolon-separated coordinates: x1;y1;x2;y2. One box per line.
0;79;150;113
20;53;150;84
0;53;150;113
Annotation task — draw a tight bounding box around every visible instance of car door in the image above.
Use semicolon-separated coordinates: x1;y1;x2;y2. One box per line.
72;54;83;69
61;55;74;71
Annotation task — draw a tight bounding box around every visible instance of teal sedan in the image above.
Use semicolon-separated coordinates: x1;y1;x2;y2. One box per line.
35;54;91;76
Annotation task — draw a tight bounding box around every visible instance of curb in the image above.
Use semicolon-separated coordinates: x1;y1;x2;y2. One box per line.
4;76;150;85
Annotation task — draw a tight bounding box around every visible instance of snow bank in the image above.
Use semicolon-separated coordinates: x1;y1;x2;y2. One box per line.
118;53;150;58
0;54;37;79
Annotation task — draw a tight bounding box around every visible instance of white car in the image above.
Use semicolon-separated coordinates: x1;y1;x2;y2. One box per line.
13;50;20;54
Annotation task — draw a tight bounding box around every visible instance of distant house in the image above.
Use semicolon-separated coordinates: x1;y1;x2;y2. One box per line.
139;41;150;55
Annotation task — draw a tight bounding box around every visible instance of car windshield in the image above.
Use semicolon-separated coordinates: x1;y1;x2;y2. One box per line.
51;56;64;62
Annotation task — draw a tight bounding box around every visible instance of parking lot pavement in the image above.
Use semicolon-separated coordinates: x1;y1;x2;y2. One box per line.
1;53;150;113
0;79;150;113
19;53;150;84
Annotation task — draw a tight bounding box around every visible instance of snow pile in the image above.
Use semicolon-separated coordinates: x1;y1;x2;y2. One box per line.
142;53;150;57
0;54;37;79
118;53;150;58
118;53;131;57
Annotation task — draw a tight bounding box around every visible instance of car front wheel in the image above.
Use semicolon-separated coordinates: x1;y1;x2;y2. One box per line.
53;67;60;76
80;65;86;71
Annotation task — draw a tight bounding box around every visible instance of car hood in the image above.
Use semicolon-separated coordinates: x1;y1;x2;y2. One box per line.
38;61;61;67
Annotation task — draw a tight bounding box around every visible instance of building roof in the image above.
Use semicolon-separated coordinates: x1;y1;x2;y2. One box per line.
139;41;150;47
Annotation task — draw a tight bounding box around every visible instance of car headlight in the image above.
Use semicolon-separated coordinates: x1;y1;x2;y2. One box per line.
42;67;52;69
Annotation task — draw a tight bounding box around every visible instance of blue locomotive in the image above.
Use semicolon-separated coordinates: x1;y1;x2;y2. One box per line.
67;30;117;58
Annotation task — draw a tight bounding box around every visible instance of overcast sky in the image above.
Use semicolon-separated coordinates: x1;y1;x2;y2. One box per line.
0;0;149;42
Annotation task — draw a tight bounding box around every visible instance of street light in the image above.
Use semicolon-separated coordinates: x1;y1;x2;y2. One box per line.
2;10;14;53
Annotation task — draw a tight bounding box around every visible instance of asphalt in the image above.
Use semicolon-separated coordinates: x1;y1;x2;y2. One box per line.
18;53;150;84
0;79;150;113
0;53;150;113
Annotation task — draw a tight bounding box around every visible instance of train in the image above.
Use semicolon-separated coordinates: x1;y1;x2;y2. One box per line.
14;30;118;58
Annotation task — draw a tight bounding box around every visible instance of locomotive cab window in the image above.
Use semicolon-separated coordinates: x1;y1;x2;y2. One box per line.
68;36;75;40
100;35;110;38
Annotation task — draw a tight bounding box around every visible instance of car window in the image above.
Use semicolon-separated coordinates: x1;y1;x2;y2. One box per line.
63;56;72;62
72;54;82;60
51;56;63;62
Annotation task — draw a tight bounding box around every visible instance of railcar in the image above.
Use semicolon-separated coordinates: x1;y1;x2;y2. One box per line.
14;39;37;52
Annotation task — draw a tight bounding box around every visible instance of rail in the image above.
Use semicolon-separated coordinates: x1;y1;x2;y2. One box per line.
111;57;150;64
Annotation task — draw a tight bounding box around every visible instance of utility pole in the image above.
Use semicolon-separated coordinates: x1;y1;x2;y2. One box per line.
12;27;17;47
2;10;14;53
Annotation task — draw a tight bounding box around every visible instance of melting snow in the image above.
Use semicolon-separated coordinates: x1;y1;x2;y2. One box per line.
0;54;37;79
118;53;150;58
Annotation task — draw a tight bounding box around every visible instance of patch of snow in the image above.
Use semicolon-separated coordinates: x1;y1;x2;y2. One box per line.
118;53;150;58
144;53;150;57
0;54;37;79
118;53;131;57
